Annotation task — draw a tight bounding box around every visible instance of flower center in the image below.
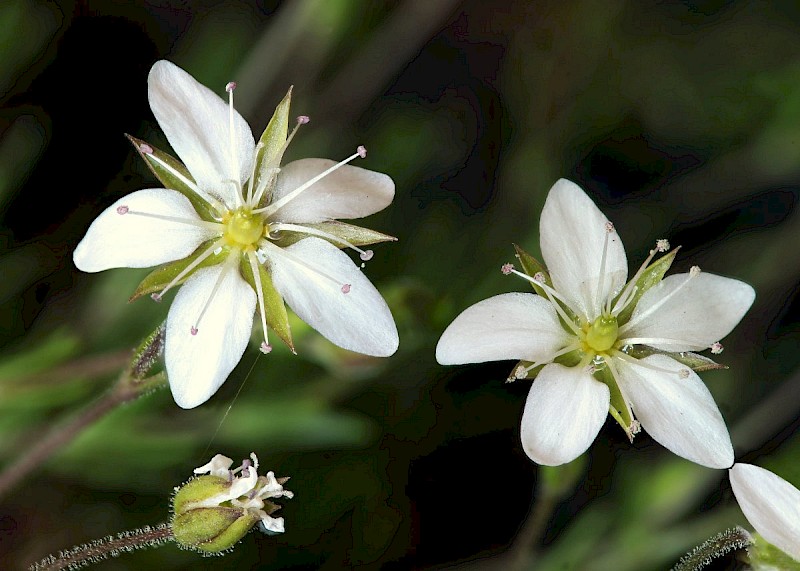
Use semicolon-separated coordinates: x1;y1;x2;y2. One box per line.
584;314;619;352
223;208;266;248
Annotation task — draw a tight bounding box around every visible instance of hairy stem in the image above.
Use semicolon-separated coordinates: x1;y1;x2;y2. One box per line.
29;523;174;571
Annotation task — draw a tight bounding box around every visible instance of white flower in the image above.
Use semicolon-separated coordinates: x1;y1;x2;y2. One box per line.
74;60;399;408
193;453;294;534
729;463;800;561
436;179;754;468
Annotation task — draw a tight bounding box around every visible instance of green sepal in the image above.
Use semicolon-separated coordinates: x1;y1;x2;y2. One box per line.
625;345;727;372
129;242;228;302
614;247;680;326
126;134;218;221
173;507;257;553
595;365;636;440
253;87;292;206
513;243;552;292
240;255;294;352
272;221;398;249
173;475;231;515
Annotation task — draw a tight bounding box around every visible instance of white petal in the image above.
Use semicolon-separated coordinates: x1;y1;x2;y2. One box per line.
264;237;398;356
435;293;571;365
615;355;733;468
539;179;627;321
260;515;285;534
623;272;755;351
73;188;218;272
520;364;609;466
194;454;234;477
730;463;800;561
148;60;255;207
271;159;395;223
165;265;255;409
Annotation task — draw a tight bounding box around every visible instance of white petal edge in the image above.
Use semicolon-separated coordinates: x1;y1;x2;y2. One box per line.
539;179;628;321
435;292;571;365
615;354;733;468
148;60;255;208
271;159;395;223
263;237;398;356
622;272;755;351
73;188;218;272
520;364;609;466
165;265;256;409
730;463;800;561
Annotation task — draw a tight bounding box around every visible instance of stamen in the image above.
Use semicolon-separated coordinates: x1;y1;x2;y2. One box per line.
610;240;668;316
678;369;690;379
247;251;271;356
512;342;582;381
617;336;698;348
145;153;226;214
596;222;614;316
508;267;583;336
250;115;311;207
139;143;153;154
190;254;237;335
269;222;375;262
619;269;700;334
151;293;162;303
190;326;198;336
710;341;723;354
255;148;369;218
609;349;688;378
357;145;367;158
260;240;353;295
118;209;223;232
155;238;226;299
227;80;244;209
501;263;514;275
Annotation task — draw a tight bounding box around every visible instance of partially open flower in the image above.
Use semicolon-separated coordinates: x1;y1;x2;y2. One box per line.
74;60;399;408
436;179;755;468
172;453;293;553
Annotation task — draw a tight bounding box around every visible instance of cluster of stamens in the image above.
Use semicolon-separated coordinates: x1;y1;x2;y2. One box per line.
116;80;380;353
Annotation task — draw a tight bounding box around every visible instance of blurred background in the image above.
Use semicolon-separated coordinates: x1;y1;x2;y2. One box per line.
0;0;799;569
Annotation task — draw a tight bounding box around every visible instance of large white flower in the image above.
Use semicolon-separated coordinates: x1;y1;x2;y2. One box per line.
729;463;800;561
74;60;398;408
436;179;754;468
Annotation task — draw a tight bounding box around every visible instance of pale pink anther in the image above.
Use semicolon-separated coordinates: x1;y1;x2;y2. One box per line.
225;81;237;93
360;250;374;261
260;342;272;355
150;293;162;303
341;284;351;294
605;221;615;233
501;263;514;275
533;272;546;283
357;145;367;158
116;205;129;215
679;369;690;379
710;342;724;355
138;143;153;155
190;326;199;336
656;239;670;253
690;265;702;277
296;115;310;125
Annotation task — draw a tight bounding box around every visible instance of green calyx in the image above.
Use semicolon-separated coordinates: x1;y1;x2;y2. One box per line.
171;475;259;553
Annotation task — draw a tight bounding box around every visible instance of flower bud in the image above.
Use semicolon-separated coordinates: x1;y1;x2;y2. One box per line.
171;453;293;553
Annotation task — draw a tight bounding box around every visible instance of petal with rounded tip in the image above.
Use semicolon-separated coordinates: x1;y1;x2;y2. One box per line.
263;237;398;356
729;463;800;561
271;159;394;223
615;354;733;468
148;60;255;208
622;272;755;351
165;266;255;409
73;188;218;272
435;292;571;365
539;179;627;321
520;364;609;466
